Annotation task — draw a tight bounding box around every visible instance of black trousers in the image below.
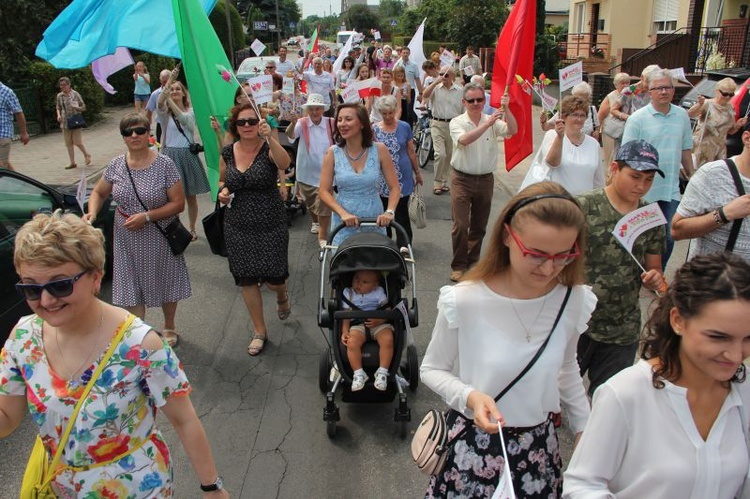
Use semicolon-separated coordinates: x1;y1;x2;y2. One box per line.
380;196;412;248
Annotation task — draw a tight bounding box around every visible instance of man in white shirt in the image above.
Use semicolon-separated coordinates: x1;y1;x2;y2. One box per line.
458;45;482;84
285;94;335;247
394;47;423;106
145;69;172;143
303;57;336;117
276;46;295;76
422;66;464;195
448;83;515;281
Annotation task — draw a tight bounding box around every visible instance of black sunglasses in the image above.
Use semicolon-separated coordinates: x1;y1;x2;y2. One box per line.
16;270;88;301
719;90;734;97
465;97;485;104
120;126;149;137
236;118;260;127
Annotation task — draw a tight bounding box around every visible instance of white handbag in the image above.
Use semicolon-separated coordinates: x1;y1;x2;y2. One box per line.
519;146;551;192
409;184;427;229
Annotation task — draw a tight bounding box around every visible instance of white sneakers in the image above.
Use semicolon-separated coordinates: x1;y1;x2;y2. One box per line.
310;222;320;234
351;367;389;391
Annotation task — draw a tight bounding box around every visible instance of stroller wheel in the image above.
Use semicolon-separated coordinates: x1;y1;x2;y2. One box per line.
319;349;332;393
326;419;337;438
398;419;408;439
403;344;419;392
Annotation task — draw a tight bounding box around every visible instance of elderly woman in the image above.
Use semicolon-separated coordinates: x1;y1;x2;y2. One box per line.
86;113;190;347
373;95;423;253
689;77;749;167
1;211;228;497
611;64;660;126
217;103;291;356
541;82;600;140
56;76;92;170
598;72;631;163
157;69;210;240
530;95;604;195
319;103;401;247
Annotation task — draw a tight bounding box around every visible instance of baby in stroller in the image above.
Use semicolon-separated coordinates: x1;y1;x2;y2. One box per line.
341;269;393;391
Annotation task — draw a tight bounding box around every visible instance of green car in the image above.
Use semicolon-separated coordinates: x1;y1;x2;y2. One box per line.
0;170;115;343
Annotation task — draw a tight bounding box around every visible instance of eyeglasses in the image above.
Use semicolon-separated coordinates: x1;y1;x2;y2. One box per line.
465;97;485;104
16;270;88;301
506;225;580;267
719;90;734;98
265;66;275;70
568;112;588;119
649;86;674;93
236;118;260;127
120;126;149;137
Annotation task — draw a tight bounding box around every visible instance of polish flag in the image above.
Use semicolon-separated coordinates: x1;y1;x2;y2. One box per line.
356;78;382;98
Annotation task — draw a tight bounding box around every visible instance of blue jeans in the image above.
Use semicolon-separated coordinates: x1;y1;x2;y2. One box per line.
658;199;679;270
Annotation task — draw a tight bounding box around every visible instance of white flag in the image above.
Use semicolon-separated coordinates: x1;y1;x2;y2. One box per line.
75;168;87;213
669;67;687;82
250;38;266;56
246;74;274;104
611;202;667;254
407;18;427;117
491;423;516;499
333;33;355;73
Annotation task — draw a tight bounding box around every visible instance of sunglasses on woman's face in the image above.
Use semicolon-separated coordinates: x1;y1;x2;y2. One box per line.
120;126;149;137
236;118;260;127
16;270;88;301
719;90;734;98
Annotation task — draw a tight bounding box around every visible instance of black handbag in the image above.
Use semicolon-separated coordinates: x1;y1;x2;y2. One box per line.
202;199;227;257
66;114;86;129
124;159;192;256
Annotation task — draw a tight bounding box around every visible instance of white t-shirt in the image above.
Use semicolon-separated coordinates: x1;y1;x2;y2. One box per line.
676;157;750;261
540;129;603;195
158;108;196;148
563;360;750;499
420;282;596;432
276;59;295;76
343;286;387;311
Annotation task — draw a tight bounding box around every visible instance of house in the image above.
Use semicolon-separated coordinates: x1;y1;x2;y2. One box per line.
566;0;750;75
546;0;570;27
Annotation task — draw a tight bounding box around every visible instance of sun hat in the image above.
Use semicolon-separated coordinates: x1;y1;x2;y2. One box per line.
301;93;330;112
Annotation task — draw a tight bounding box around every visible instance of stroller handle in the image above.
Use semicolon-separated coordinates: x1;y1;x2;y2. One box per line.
327;218;410;245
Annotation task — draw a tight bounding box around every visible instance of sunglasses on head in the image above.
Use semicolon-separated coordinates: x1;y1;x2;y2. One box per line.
719;90;734;97
236;118;260;127
16;270;88;301
120;126;149;137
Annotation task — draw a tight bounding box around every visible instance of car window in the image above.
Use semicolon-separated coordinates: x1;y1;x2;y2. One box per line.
0;176;58;241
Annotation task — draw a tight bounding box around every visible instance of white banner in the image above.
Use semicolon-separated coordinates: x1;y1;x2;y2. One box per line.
251;38;266;56
559;61;583;93
340;84;360;103
541;90;558;112
440;49;454;68
282;76;295;95
611;202;667;254
246;74;274;104
76;168;87;213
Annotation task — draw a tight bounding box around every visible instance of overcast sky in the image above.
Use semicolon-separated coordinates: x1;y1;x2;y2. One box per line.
297;0;378;20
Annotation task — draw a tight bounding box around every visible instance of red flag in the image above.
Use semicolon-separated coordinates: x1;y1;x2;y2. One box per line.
491;0;537;171
303;24;320;71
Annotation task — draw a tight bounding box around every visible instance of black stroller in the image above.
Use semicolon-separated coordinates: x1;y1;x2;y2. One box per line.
317;220;419;438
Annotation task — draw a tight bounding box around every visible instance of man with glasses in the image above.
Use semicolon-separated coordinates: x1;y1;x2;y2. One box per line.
621;67;694;267
422;66;464;196
264;61;277;75
447;83;516;282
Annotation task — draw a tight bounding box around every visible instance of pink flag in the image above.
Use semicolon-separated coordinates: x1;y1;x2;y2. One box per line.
91;47;134;95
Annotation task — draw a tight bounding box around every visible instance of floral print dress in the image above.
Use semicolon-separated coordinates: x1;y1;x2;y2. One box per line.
0;314;190;498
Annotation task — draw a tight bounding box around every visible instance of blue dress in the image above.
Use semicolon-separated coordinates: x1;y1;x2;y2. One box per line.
331;144;385;246
375;121;414;198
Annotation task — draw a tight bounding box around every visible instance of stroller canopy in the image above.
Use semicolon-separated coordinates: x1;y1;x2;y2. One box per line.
330;232;408;278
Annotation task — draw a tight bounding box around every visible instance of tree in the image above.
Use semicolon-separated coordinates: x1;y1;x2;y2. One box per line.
209;0;246;58
380;0;405;20
446;0;507;53
343;5;380;33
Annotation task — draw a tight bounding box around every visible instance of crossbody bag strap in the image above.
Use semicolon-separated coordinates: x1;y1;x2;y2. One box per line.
44;314;136;476
725;158;745;252
447;286;572;445
123;158;169;240
171;114;194;145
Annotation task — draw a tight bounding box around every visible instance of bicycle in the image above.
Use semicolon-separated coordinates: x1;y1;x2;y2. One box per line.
413;109;434;169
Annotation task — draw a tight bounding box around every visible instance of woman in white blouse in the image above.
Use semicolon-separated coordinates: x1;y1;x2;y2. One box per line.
541;95;603;195
564;253;750;499
421;181;596;498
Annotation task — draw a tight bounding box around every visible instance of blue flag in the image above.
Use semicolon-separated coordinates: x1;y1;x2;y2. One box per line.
36;0;217;68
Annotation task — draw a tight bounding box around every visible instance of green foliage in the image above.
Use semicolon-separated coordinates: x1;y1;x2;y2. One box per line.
209;0;246;58
26;62;105;131
299;15;342;38
240;0;301;43
446;0;507;52
534;34;560;77
102;54;178;107
343;5;380;32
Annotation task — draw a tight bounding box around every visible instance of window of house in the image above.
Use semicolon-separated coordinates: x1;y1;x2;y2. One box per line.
653;0;679;33
573;2;586;33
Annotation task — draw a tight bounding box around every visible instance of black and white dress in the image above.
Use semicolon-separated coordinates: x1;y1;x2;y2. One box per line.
222;143;289;286
104;154;192;307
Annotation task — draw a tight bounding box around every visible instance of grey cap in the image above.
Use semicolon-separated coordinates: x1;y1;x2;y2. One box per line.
615;140;665;177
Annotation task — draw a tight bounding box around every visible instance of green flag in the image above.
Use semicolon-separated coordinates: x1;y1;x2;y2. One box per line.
172;0;238;198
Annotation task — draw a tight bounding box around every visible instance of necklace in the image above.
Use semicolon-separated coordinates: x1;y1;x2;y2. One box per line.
344;145;367;162
55;305;104;389
509;294;547;343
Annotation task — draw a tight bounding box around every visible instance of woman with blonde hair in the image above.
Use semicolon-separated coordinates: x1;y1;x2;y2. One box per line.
392;65;414;126
421;181;595;497
598;72;631;163
1;211;228;497
56;76;92;169
688;77;748;167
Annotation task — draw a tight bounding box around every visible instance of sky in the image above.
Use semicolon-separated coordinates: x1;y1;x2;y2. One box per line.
297;0;378;20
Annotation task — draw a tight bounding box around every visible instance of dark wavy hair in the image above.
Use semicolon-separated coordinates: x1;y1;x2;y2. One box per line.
228;103;258;138
641;253;750;388
333;103;373;148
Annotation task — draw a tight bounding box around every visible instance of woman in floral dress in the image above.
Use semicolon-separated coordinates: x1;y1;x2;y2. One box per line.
0;211;228;497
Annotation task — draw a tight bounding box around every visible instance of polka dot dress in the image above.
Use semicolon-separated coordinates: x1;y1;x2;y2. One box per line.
222;143;289;286
104;154;192;307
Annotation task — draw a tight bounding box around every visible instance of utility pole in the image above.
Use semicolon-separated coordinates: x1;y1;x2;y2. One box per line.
225;0;235;68
275;0;281;49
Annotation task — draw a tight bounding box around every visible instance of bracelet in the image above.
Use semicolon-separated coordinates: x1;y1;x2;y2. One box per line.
145;212;151;223
718;206;730;224
713;209;727;226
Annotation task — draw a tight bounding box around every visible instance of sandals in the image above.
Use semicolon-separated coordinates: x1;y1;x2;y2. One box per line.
441;185;450;193
433;187;443;195
190;230;198;242
84;154;92;166
247;334;267;356
65;163;77;170
161;328;180;348
277;292;291;320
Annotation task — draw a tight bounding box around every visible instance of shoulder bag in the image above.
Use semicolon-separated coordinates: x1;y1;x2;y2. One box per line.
172;115;204;155
202;198;227;257
21;314;136;498
66;114;86;130
124;158;192;256
412;286;572;476
408;184;427;229
725;158;746;253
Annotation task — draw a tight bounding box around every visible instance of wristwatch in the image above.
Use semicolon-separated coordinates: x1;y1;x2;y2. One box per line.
385;209;395;216
144;212;151;223
200;476;224;492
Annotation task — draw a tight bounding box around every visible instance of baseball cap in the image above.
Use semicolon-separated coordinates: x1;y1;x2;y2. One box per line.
615;140;664;177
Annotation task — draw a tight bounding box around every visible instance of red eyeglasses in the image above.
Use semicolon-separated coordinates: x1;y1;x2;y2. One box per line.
506;225;580;267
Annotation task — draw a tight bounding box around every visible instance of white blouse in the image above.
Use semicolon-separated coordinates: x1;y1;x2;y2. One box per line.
420;282;596;433
157;108;196;148
563;360;750;499
540;129;603;196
